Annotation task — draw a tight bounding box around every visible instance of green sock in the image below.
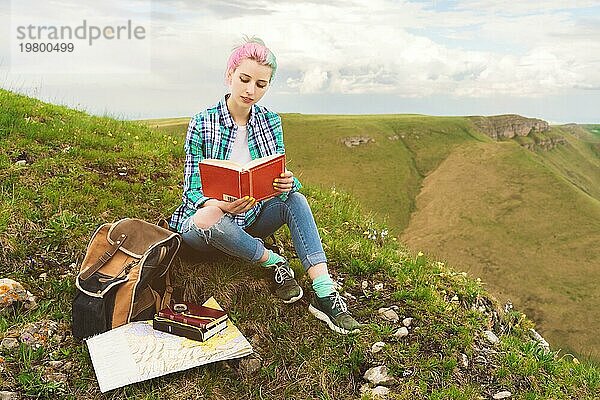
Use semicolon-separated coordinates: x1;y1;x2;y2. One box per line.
312;274;335;298
260;249;285;268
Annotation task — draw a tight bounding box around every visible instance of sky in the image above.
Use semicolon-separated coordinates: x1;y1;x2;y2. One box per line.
1;0;599;123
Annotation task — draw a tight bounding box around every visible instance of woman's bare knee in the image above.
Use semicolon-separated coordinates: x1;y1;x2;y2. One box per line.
192;206;225;229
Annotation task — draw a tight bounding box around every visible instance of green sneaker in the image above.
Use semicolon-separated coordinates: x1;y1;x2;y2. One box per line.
308;291;361;334
272;260;303;304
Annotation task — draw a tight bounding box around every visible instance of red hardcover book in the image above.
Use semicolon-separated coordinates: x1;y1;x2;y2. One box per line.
199;153;285;202
157;301;228;330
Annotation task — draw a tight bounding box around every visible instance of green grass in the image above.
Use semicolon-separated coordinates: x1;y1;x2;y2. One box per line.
2;88;600;398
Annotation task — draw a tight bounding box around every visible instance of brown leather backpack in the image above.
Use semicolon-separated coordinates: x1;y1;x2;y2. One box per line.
72;218;181;339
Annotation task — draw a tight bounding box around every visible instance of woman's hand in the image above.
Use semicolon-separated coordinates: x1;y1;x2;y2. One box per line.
219;196;256;215
273;170;294;193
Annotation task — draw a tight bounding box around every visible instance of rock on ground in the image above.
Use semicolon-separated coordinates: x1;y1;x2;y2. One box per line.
378;307;399;323
360;384;390;398
0;278;36;310
484;330;500;345
393;327;409;338
238;356;261;375
0;391;19;400
363;365;396;386
0;338;19;350
371;342;385;353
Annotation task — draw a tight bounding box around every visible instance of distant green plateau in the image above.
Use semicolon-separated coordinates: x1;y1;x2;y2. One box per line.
148;115;600;360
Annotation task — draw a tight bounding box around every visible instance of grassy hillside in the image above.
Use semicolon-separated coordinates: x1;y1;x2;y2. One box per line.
147;113;600;361
401;141;600;359
2;90;599;398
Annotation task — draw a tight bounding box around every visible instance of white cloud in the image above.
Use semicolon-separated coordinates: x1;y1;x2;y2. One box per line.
253;0;600;97
286;66;328;93
454;0;599;15
0;0;598;119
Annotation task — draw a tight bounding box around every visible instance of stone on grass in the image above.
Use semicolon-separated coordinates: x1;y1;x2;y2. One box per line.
484;330;500;345
371;386;390;397
402;317;413;327
360;384;390;398
378;307;399;323
363;365;396;386
460;353;469;368
371;342;385;353
0;391;19;400
393;327;409;338
374;283;384;291
529;328;550;353
493;390;512;399
0;278;36;310
239;356;261;375
0;338;19;350
343;136;374;148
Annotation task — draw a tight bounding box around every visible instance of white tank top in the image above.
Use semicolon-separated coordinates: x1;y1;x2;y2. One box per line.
229;125;252;165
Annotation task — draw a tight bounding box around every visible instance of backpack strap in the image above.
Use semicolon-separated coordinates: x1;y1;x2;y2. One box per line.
79;233;128;281
161;270;173;310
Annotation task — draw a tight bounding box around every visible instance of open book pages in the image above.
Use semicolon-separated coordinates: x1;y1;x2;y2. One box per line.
200;153;282;172
86;297;252;393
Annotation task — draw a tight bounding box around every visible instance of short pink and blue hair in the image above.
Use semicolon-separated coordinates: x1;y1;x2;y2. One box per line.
226;36;277;82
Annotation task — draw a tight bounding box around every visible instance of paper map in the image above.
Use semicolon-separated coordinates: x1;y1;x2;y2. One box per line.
86;298;253;393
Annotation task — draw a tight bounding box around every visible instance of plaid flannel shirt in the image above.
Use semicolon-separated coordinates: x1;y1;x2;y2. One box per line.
169;94;302;232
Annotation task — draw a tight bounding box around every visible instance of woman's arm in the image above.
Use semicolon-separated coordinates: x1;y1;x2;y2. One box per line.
182;116;212;209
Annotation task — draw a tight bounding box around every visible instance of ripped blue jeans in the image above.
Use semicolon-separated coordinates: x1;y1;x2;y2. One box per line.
180;191;327;271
